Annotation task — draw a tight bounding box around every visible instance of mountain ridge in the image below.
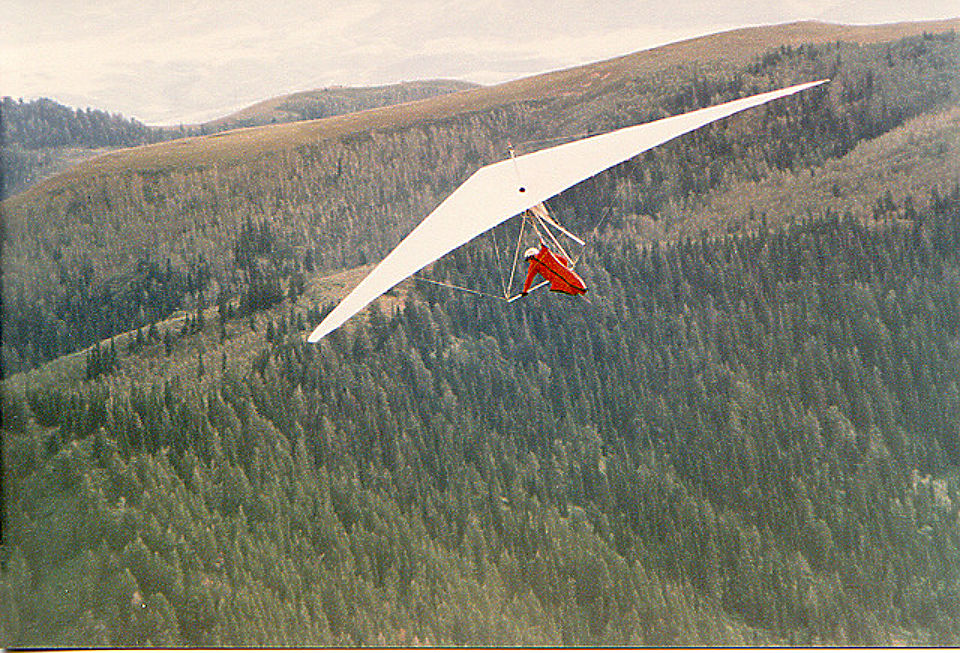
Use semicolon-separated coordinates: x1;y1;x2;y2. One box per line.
196;79;479;132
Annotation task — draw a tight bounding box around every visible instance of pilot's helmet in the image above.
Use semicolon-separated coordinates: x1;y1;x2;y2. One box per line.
523;246;540;260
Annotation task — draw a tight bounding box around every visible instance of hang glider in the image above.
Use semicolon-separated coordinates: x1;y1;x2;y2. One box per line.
307;79;828;342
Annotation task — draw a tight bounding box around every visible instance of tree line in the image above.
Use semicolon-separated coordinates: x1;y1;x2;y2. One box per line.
1;97;166;150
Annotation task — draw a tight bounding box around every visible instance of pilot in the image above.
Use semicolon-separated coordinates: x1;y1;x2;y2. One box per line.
521;242;587;296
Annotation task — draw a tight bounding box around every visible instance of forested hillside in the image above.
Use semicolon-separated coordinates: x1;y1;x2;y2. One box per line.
0;98;168;199
3;186;959;645
2;20;960;647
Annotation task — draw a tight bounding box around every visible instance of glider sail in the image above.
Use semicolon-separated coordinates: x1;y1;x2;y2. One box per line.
307;79;827;342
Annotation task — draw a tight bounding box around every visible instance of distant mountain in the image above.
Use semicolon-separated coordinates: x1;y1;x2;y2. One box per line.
198;79;479;133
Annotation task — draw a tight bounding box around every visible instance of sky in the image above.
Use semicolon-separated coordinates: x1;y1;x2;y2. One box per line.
3;1;958;125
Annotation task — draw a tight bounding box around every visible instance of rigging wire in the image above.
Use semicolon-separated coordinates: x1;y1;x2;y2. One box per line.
508;129;598;155
533;213;568;260
572;203;611;268
570;170;625;268
506;215;527;296
507;142;525;192
534;201;576;262
489;224;509;298
411;275;508;301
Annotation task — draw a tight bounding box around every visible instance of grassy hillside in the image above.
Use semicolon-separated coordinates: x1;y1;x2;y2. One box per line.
6;93;960;392
8;97;958;397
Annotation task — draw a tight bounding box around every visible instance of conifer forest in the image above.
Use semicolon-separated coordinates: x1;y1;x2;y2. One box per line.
2;23;960;646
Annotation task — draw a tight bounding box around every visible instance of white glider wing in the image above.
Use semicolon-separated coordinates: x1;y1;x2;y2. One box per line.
308;79;827;342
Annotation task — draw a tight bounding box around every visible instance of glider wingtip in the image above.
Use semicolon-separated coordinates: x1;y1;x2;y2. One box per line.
308;315;347;342
306;326;328;343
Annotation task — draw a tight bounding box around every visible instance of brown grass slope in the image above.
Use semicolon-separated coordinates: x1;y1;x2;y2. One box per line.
5;18;958;210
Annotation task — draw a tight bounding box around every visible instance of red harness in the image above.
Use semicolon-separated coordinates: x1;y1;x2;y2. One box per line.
522;244;587;296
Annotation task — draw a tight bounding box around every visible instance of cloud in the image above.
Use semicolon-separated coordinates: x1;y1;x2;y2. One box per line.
4;0;957;124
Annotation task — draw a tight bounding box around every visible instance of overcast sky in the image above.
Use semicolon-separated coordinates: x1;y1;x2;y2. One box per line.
3;1;957;125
